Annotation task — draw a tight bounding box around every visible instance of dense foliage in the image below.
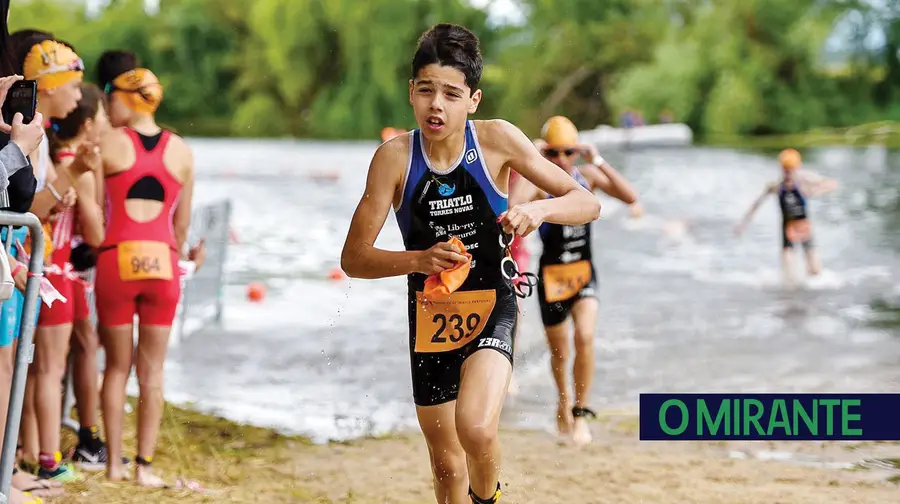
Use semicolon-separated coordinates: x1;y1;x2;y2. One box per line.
13;0;899;139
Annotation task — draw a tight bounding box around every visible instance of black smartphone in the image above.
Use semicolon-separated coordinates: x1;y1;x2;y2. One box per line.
1;80;37;126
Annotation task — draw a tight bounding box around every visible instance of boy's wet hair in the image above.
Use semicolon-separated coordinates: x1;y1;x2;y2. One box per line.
412;23;482;94
97;50;139;91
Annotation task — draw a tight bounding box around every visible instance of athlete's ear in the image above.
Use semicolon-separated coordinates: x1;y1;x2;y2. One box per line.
467;89;482;114
408;79;415;106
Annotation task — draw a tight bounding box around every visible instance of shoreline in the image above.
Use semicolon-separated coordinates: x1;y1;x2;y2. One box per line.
174;120;900;150
55;402;899;503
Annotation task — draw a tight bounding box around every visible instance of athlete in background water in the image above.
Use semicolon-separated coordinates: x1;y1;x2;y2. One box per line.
735;148;838;281
341;24;600;504
510;116;637;446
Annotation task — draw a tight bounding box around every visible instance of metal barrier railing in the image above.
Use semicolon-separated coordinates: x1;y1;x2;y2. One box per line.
0;211;45;504
59;199;232;433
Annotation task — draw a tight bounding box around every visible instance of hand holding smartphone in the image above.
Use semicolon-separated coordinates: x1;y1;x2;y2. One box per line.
0;78;44;156
1;78;37;127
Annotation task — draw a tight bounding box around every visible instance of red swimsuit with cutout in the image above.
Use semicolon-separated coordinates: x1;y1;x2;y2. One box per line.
94;129;183;327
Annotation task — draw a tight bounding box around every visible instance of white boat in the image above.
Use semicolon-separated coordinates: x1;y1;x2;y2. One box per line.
579;123;694;148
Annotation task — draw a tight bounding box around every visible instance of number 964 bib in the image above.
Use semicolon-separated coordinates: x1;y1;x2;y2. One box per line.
117;240;174;281
415;290;497;353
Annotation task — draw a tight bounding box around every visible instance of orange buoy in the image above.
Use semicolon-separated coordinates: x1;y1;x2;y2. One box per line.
328;267;345;281
380;127;405;143
247;282;266;302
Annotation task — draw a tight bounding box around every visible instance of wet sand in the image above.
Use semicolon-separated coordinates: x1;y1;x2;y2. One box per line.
57;405;899;503
288;415;899;504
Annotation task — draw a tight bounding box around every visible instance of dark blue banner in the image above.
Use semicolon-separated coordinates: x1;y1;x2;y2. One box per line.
639;394;900;441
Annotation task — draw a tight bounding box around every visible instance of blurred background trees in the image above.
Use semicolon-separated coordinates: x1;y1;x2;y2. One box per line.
14;0;900;139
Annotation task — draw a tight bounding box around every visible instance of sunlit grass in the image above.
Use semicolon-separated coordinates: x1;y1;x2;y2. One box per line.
56;399;310;503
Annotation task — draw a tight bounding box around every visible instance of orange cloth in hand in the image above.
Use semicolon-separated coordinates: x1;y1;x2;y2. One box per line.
423;237;471;301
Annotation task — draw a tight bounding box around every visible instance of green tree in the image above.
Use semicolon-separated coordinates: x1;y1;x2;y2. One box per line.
494;0;668;134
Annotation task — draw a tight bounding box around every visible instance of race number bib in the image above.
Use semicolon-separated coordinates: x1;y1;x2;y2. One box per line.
542;260;592;303
117;240;173;281
785;219;812;243
415;289;496;353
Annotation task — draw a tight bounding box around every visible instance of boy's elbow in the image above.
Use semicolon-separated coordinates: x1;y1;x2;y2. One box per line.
591;199;601;220
585;194;601;221
340;249;360;278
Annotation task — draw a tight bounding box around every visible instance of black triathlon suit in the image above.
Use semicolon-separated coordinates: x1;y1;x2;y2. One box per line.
395;121;517;407
778;181;812;250
536;167;597;327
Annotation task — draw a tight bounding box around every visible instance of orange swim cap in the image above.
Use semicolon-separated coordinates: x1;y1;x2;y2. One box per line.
779;148;802;170
23;40;84;91
109;68;163;115
540;116;579;148
423;237;471;301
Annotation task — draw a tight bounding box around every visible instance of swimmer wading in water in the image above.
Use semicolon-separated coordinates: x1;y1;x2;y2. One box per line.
341;23;600;504
511;116;637;446
735;148;838;281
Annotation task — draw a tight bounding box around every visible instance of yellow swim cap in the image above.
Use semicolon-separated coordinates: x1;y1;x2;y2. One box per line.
779;148;801;170
108;68;163;115
23;40;84;91
540;116;579;148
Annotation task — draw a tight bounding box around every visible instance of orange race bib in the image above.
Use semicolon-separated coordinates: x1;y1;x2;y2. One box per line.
542;260;592;303
117;240;173;281
785;219;812;243
415;290;496;353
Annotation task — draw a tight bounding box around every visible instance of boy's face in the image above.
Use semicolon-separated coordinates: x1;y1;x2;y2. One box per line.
409;64;481;142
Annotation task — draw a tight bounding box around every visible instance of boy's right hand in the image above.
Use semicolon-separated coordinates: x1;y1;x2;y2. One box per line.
417;241;469;275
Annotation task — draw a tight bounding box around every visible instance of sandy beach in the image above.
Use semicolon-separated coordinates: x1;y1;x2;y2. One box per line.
53;404;899;503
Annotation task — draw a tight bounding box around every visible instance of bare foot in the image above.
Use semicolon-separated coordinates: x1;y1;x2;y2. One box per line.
557;401;573;438
572;417;593;446
12;470;64;498
106;464;130;482
136;465;168;488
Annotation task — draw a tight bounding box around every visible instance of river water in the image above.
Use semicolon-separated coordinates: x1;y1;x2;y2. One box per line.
160;139;900;443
